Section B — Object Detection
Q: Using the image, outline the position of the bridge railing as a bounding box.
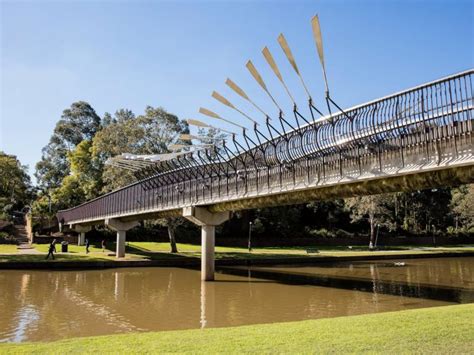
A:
[58,70,473,225]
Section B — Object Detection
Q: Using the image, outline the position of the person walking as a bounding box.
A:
[85,238,90,254]
[101,239,106,253]
[45,239,57,260]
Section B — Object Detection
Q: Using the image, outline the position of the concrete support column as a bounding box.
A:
[116,230,126,258]
[73,225,92,246]
[201,225,215,281]
[183,207,230,281]
[78,232,86,246]
[105,219,139,258]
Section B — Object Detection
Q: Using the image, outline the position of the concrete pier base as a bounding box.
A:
[79,232,86,246]
[183,207,230,281]
[105,219,139,258]
[73,225,92,246]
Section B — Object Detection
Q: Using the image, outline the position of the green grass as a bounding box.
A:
[0,244,18,254]
[34,243,109,254]
[0,254,113,263]
[1,304,472,353]
[128,241,474,260]
[0,242,471,264]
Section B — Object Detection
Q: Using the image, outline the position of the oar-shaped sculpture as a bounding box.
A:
[186,118,236,135]
[211,91,257,126]
[225,78,269,118]
[312,15,329,97]
[247,59,296,132]
[211,90,269,146]
[278,32,324,119]
[262,46,311,127]
[199,107,247,131]
[168,143,188,152]
[246,60,282,113]
[199,107,250,156]
[262,46,296,107]
[311,14,351,122]
[186,118,238,161]
[278,33,312,101]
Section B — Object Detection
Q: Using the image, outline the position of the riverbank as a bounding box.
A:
[1,303,472,353]
[0,243,473,269]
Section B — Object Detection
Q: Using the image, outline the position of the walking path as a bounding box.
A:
[14,224,42,255]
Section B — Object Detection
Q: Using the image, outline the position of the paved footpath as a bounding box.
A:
[14,224,43,255]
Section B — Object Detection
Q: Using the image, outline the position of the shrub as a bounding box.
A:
[335,229,353,238]
[0,232,18,245]
[309,228,335,238]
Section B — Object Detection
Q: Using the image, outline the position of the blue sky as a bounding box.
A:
[1,0,473,182]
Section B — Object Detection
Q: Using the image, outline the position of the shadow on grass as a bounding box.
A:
[214,252,314,260]
[122,244,195,261]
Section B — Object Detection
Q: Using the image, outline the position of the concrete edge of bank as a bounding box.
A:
[0,251,473,270]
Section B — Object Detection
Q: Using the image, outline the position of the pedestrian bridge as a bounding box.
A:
[57,69,473,280]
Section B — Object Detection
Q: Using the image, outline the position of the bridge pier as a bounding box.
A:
[105,219,139,258]
[73,225,92,246]
[183,207,230,281]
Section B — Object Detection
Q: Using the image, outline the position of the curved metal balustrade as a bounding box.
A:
[58,70,474,225]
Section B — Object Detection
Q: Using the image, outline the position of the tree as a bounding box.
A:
[398,188,452,234]
[92,106,189,191]
[51,175,85,212]
[0,152,32,218]
[153,218,184,253]
[92,106,190,252]
[67,140,103,200]
[50,140,102,211]
[35,137,69,190]
[307,199,348,230]
[345,194,396,249]
[35,101,101,190]
[53,101,101,149]
[451,184,474,231]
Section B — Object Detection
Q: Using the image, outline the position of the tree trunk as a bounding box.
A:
[168,225,178,253]
[369,216,375,250]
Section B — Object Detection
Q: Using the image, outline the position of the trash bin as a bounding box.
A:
[61,241,68,253]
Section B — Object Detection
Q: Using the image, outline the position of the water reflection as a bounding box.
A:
[240,257,474,303]
[0,257,472,343]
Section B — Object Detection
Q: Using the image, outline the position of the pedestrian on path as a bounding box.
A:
[85,238,90,254]
[45,239,57,260]
[101,239,106,253]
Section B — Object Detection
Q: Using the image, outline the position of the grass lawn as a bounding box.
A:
[1,304,472,353]
[0,254,113,263]
[34,243,110,254]
[128,241,474,260]
[0,244,18,254]
[1,242,472,264]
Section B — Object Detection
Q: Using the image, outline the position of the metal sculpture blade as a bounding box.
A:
[212,91,235,109]
[188,118,236,136]
[246,60,282,112]
[262,46,296,105]
[199,107,246,129]
[311,14,329,94]
[187,118,211,128]
[212,91,258,125]
[169,144,187,151]
[226,78,268,117]
[278,33,312,99]
[179,134,200,141]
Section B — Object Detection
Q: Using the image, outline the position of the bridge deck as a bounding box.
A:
[58,70,474,226]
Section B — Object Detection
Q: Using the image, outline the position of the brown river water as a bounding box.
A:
[0,256,473,343]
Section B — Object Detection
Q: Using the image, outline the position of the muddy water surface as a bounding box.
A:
[0,257,472,343]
